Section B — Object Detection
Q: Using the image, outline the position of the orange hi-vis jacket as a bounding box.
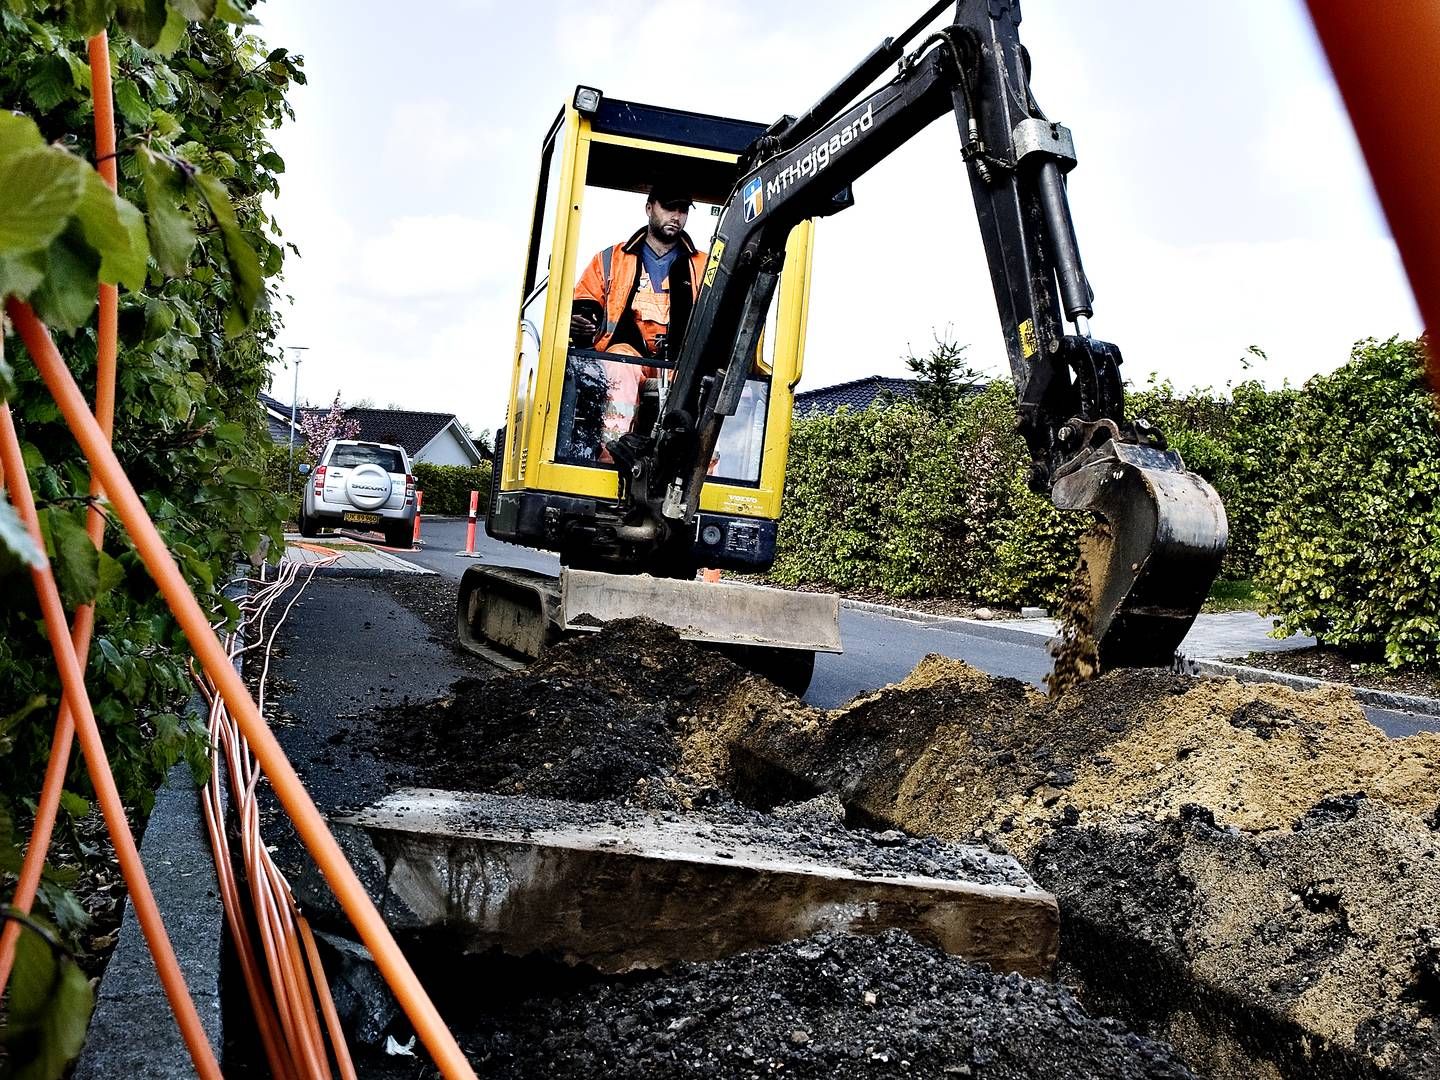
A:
[574,227,708,358]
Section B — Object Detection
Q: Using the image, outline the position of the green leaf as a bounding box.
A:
[221,466,264,487]
[169,0,216,19]
[137,147,195,276]
[0,111,45,158]
[96,636,122,667]
[29,228,100,333]
[60,46,94,94]
[67,0,112,36]
[113,78,152,128]
[97,548,125,595]
[0,695,48,755]
[0,250,48,303]
[75,168,149,290]
[41,507,100,607]
[0,148,86,257]
[194,172,262,333]
[143,296,175,337]
[153,6,188,54]
[23,56,71,112]
[58,791,89,818]
[115,0,169,47]
[0,495,45,571]
[214,0,255,24]
[4,921,95,1080]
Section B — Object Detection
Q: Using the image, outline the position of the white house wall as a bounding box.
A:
[416,428,480,467]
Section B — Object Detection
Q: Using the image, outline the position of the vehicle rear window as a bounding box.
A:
[329,445,404,472]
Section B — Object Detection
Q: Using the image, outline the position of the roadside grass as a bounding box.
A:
[1203,578,1258,613]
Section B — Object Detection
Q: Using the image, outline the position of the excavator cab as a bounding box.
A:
[464,89,839,692]
[488,89,815,574]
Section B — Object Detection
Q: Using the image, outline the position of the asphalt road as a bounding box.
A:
[387,516,1439,735]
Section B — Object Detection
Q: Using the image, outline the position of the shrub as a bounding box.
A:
[774,383,1085,607]
[1128,377,1298,579]
[1257,337,1440,666]
[412,461,493,516]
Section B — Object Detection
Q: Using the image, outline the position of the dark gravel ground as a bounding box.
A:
[358,618,744,803]
[258,571,1201,1080]
[1234,645,1440,699]
[456,929,1196,1079]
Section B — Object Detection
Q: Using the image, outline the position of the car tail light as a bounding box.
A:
[312,465,326,496]
[404,474,416,504]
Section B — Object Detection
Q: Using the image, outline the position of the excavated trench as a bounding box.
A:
[330,619,1440,1078]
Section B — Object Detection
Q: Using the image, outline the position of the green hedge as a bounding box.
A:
[775,339,1439,668]
[413,461,493,517]
[1258,337,1440,666]
[773,383,1084,606]
[1127,379,1299,579]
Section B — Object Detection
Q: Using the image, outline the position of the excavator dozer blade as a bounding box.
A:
[1051,442,1228,668]
[458,564,841,688]
[559,569,842,653]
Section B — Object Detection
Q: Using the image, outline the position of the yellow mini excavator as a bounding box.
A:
[460,0,1228,695]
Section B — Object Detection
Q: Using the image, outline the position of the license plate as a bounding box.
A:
[342,512,381,525]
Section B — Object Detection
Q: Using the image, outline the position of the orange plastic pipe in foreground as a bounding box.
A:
[0,403,223,1080]
[1306,0,1440,391]
[0,32,121,995]
[9,298,478,1078]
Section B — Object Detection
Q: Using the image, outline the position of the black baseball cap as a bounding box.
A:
[647,183,694,209]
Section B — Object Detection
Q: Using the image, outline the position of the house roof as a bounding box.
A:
[331,408,457,457]
[793,376,918,416]
[258,392,481,464]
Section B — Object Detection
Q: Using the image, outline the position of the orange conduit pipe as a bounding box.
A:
[0,30,121,995]
[9,299,477,1078]
[1305,0,1440,391]
[0,402,223,1080]
[201,558,357,1080]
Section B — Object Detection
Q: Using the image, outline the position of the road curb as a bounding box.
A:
[1181,657,1440,719]
[73,582,246,1078]
[838,597,1059,649]
[837,597,969,625]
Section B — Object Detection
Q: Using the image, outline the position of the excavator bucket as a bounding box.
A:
[1051,442,1228,668]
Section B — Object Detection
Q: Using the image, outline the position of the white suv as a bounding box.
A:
[299,439,417,548]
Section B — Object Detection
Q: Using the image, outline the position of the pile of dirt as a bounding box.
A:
[359,619,751,802]
[354,618,1440,1078]
[457,929,1198,1079]
[699,655,1440,857]
[1032,797,1440,1079]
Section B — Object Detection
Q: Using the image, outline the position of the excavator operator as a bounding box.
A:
[570,183,708,461]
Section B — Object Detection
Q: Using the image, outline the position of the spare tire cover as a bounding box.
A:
[345,464,393,510]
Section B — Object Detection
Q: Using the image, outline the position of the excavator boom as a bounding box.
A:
[623,0,1228,668]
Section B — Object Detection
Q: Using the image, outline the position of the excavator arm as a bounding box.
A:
[623,0,1228,668]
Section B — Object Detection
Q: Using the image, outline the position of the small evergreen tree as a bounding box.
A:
[903,335,985,415]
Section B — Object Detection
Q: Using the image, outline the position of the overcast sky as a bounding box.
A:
[254,0,1421,436]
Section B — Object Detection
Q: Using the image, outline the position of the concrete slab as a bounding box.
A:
[335,789,1059,978]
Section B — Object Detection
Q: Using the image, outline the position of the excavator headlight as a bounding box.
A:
[573,86,602,116]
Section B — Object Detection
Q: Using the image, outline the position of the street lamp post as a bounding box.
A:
[284,345,309,499]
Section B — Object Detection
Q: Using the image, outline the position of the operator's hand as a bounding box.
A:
[570,311,599,343]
